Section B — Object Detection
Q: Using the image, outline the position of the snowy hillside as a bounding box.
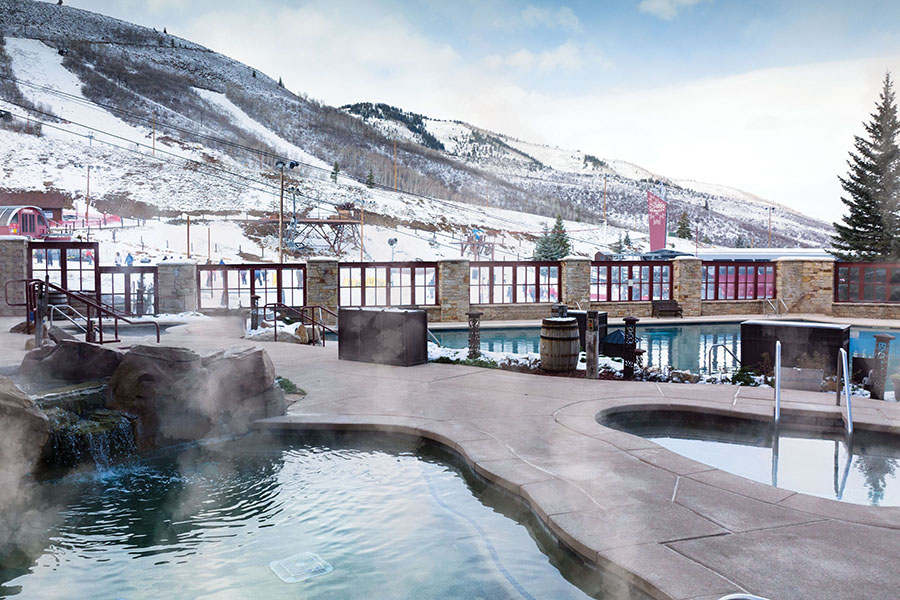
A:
[0,0,833,267]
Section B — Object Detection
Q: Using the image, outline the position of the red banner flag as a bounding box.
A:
[647,191,667,251]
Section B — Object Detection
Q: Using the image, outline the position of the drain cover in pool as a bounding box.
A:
[270,552,333,583]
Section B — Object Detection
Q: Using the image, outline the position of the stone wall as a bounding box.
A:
[0,236,28,317]
[438,259,469,322]
[701,300,765,317]
[157,260,198,314]
[562,257,591,308]
[832,303,900,320]
[673,257,701,317]
[588,301,653,318]
[305,257,339,324]
[474,303,555,321]
[775,258,834,315]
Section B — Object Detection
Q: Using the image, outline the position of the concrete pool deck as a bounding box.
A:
[3,315,900,599]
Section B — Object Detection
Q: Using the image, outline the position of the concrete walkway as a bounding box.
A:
[4,316,900,599]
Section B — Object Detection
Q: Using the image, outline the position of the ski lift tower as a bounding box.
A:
[460,227,496,259]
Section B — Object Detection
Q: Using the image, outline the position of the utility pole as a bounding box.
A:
[278,166,285,263]
[151,111,156,156]
[208,226,211,261]
[393,140,398,191]
[603,173,607,226]
[186,214,191,258]
[360,206,365,261]
[84,165,91,221]
[765,207,775,248]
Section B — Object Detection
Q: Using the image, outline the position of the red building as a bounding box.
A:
[0,190,69,221]
[0,205,50,238]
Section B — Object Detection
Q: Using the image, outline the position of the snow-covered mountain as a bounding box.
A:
[0,0,832,264]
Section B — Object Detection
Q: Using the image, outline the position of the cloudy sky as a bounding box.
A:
[65,0,900,221]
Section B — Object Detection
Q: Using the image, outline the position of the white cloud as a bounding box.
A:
[638,0,704,20]
[484,41,586,72]
[518,5,582,31]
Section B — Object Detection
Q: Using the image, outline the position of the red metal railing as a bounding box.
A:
[590,261,672,302]
[834,262,900,303]
[197,263,306,310]
[6,278,160,343]
[469,261,560,305]
[339,262,438,307]
[701,261,775,301]
[264,303,338,346]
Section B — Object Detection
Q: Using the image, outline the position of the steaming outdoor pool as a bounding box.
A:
[602,410,900,506]
[432,323,899,388]
[0,433,631,600]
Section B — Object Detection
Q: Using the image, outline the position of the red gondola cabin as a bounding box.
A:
[0,205,50,238]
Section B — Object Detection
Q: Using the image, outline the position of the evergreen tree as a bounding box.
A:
[675,211,693,240]
[623,231,633,251]
[832,72,900,260]
[610,235,624,254]
[704,198,709,211]
[278,77,283,87]
[331,161,340,183]
[533,216,571,260]
[366,169,375,188]
[735,234,747,248]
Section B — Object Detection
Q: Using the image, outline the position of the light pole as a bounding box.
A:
[275,160,298,263]
[764,207,776,248]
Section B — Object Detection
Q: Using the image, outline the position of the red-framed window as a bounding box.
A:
[835,263,900,303]
[591,261,672,302]
[701,261,775,301]
[198,264,306,310]
[469,261,560,304]
[338,263,438,307]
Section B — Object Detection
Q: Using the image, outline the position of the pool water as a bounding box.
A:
[0,434,630,599]
[602,411,900,506]
[433,324,898,388]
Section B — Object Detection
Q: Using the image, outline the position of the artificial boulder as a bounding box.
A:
[20,340,124,384]
[108,345,285,451]
[0,377,50,473]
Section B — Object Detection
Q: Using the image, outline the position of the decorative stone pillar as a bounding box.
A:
[672,256,701,317]
[156,259,198,314]
[775,257,835,315]
[305,257,339,325]
[561,256,591,309]
[623,316,639,380]
[0,236,29,317]
[871,334,895,400]
[467,311,483,359]
[438,258,470,322]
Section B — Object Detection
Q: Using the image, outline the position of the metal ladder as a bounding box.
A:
[707,343,741,373]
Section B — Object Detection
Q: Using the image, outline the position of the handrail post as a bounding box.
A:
[838,348,853,435]
[774,340,781,424]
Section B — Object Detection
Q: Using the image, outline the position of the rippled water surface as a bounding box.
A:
[1,434,616,599]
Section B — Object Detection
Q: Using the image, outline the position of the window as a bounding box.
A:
[341,264,437,307]
[469,262,560,304]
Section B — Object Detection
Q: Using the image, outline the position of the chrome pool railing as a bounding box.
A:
[707,343,741,373]
[774,340,782,424]
[836,347,854,435]
[718,594,771,600]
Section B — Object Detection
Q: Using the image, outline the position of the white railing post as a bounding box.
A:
[838,348,853,435]
[774,340,781,424]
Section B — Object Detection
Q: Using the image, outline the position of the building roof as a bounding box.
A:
[0,190,69,210]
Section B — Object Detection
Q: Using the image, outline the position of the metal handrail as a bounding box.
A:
[764,298,777,317]
[718,595,771,600]
[48,303,88,333]
[836,347,853,435]
[778,298,789,314]
[264,303,337,346]
[21,279,160,343]
[427,329,442,346]
[774,340,782,424]
[707,343,741,373]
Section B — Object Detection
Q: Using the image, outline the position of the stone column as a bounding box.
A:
[672,256,702,317]
[305,257,339,325]
[561,256,591,308]
[775,257,835,315]
[438,258,470,322]
[157,259,198,314]
[0,236,29,317]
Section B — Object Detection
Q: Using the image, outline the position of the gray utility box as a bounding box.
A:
[740,320,849,374]
[567,310,608,352]
[338,307,427,366]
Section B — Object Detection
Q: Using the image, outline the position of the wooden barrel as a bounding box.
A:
[540,317,580,372]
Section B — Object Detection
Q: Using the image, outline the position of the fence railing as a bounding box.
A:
[339,262,438,307]
[590,261,672,302]
[701,261,775,301]
[98,266,158,316]
[834,262,900,303]
[197,263,306,310]
[469,261,560,305]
